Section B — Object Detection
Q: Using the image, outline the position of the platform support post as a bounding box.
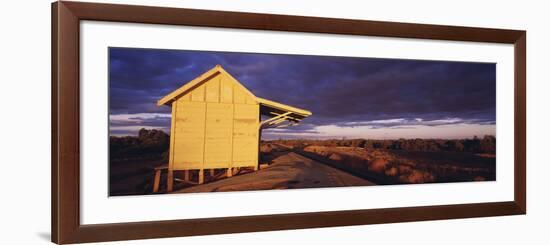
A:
[182,170,188,181]
[199,169,204,184]
[167,170,174,192]
[153,169,161,193]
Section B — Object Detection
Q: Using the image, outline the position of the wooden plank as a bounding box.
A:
[232,104,259,167]
[198,169,204,184]
[201,99,208,172]
[167,170,174,192]
[220,74,234,103]
[229,102,235,169]
[233,85,246,104]
[204,103,233,168]
[191,84,205,102]
[167,101,178,190]
[173,101,206,170]
[179,93,191,101]
[153,170,161,193]
[168,102,177,169]
[227,168,232,177]
[205,75,220,102]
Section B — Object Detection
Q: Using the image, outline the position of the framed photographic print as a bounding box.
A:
[52,1,526,244]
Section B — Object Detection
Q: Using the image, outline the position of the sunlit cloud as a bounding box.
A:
[339,117,494,129]
[109,113,171,122]
[109,113,171,135]
[263,118,495,140]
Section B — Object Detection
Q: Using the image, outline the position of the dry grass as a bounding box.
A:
[300,145,495,184]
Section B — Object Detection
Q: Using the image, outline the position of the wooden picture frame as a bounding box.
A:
[51,1,526,244]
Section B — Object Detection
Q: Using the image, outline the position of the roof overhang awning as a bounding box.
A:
[257,97,312,129]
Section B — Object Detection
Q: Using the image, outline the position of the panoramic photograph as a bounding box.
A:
[108,47,496,196]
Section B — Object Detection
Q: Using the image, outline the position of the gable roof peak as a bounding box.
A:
[157,65,255,106]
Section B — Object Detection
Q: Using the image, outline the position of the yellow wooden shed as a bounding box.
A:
[157,65,311,191]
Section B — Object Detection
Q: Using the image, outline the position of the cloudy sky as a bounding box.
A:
[109,47,496,139]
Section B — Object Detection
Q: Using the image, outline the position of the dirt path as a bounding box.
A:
[174,151,374,194]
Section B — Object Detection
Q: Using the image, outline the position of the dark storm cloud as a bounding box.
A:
[109,47,496,136]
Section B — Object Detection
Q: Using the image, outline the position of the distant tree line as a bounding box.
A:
[270,135,496,154]
[110,128,169,160]
[110,129,496,159]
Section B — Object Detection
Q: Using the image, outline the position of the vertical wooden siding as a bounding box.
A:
[232,104,259,167]
[173,101,205,170]
[170,72,259,170]
[204,103,234,168]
